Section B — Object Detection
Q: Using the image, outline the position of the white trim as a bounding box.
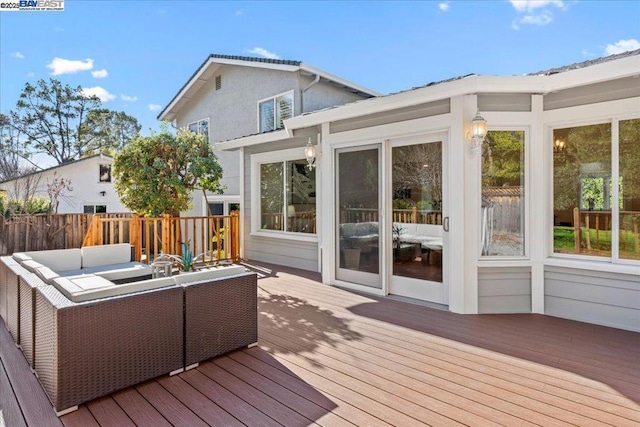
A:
[250,230,318,243]
[286,54,640,130]
[217,129,291,151]
[257,90,295,134]
[479,127,528,260]
[200,195,241,216]
[544,257,640,275]
[300,63,382,97]
[187,117,210,143]
[530,94,545,314]
[250,147,318,240]
[547,113,640,266]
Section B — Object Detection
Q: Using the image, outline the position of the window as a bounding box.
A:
[253,149,316,236]
[258,91,293,133]
[481,131,525,257]
[99,164,111,183]
[553,119,640,262]
[188,118,209,142]
[84,205,107,214]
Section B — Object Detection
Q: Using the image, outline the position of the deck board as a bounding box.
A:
[0,260,638,426]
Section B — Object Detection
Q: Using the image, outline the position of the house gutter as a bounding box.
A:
[301,74,321,114]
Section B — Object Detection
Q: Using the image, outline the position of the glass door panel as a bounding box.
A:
[336,146,381,288]
[390,140,446,303]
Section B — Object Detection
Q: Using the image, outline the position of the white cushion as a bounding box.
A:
[95,263,153,281]
[24,249,81,272]
[53,274,175,303]
[12,253,32,263]
[172,265,246,285]
[82,244,131,268]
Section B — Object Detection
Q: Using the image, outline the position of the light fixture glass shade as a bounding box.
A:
[471,111,488,139]
[305,137,317,167]
[470,110,487,154]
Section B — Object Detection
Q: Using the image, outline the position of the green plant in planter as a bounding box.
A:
[166,242,203,271]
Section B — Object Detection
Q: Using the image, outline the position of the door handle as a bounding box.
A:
[443,217,449,232]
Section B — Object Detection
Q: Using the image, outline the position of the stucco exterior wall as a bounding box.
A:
[300,75,370,113]
[176,66,301,142]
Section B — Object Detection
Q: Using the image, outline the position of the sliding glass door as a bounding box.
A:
[335,145,381,288]
[389,137,447,304]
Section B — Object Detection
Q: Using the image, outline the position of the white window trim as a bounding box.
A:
[250,147,318,242]
[478,127,529,261]
[548,114,640,266]
[200,194,240,216]
[98,164,112,184]
[256,90,294,134]
[187,117,210,143]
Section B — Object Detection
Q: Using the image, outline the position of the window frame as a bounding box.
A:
[549,114,640,266]
[479,127,530,261]
[187,117,210,143]
[250,147,318,242]
[99,164,112,183]
[256,90,294,134]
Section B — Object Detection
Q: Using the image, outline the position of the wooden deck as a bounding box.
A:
[2,261,639,426]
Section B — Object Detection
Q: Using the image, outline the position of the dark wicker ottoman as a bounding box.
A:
[183,272,258,369]
[34,284,184,415]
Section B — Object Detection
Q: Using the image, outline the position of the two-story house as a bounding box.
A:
[157,53,379,262]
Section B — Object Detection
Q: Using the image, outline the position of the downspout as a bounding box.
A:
[301,74,320,114]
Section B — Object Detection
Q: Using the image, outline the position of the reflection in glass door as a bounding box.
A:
[390,140,446,303]
[336,146,381,288]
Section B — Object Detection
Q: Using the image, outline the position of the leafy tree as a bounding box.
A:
[9,79,141,165]
[81,109,141,155]
[482,131,524,188]
[0,113,38,181]
[113,127,223,216]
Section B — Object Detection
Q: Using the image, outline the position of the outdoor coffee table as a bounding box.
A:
[151,261,173,278]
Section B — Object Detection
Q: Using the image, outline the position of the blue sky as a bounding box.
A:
[1,0,639,159]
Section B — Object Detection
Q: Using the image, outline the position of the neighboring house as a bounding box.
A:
[157,53,379,218]
[0,154,129,214]
[217,49,640,333]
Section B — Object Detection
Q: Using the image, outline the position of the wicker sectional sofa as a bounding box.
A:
[0,247,258,416]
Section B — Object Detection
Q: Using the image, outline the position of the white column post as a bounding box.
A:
[530,95,545,313]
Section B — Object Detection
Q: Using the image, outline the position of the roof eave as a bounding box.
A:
[216,129,292,151]
[286,54,640,130]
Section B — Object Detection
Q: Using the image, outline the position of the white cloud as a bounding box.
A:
[54,26,64,32]
[91,69,108,78]
[121,94,138,102]
[148,104,162,111]
[509,0,564,13]
[46,57,94,75]
[581,49,597,57]
[510,0,567,30]
[605,39,640,55]
[11,51,25,59]
[27,72,35,77]
[247,47,280,60]
[235,9,244,16]
[519,10,553,26]
[81,86,116,102]
[438,2,450,12]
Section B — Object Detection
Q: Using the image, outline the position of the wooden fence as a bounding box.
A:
[572,208,640,255]
[0,213,132,255]
[340,207,442,225]
[1,212,241,264]
[82,212,241,264]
